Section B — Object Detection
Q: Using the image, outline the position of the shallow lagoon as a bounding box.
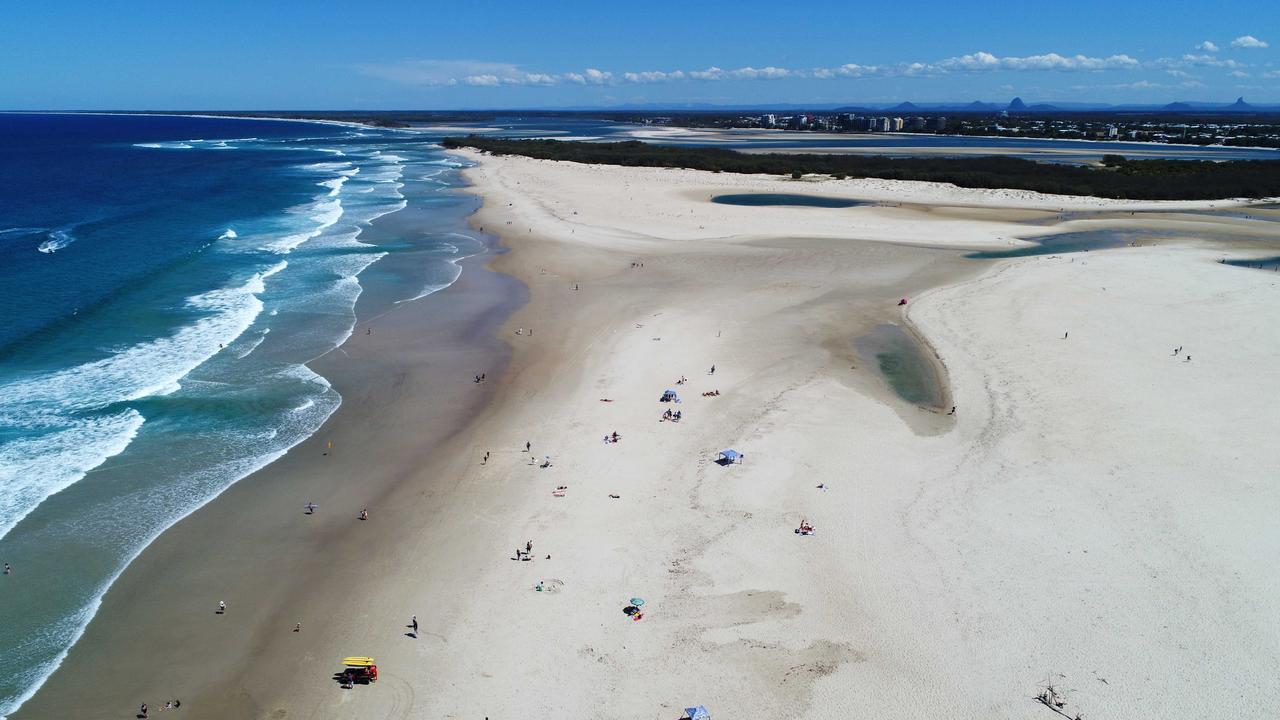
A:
[711,193,867,208]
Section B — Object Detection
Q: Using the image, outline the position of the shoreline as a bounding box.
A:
[14,147,1280,719]
[11,200,525,718]
[0,115,444,718]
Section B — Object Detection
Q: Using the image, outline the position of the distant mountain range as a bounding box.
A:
[539,97,1280,113]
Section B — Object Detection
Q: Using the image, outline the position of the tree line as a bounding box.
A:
[442,136,1280,200]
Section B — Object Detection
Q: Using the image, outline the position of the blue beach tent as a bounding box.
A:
[684,705,711,720]
[717,449,742,464]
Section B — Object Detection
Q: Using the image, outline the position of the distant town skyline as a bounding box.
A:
[3,0,1277,109]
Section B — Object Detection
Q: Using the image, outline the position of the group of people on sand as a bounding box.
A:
[138,698,180,717]
[303,501,368,522]
[795,520,815,536]
[516,540,535,560]
[661,409,682,422]
[603,431,621,444]
[474,372,487,383]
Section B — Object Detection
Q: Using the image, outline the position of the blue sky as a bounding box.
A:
[2,0,1277,109]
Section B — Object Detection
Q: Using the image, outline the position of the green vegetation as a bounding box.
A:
[443,136,1280,200]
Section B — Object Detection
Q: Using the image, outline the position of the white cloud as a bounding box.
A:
[1153,54,1244,70]
[355,49,1157,91]
[727,66,791,80]
[1265,70,1280,79]
[927,51,1138,73]
[462,74,500,87]
[1228,70,1250,78]
[564,70,615,85]
[1114,80,1165,89]
[1230,35,1269,49]
[623,70,686,83]
[1195,40,1220,52]
[355,60,527,86]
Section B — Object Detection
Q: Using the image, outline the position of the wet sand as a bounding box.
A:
[13,239,522,719]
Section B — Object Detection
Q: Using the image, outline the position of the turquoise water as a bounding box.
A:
[966,228,1160,259]
[855,323,944,407]
[711,193,867,208]
[0,114,483,716]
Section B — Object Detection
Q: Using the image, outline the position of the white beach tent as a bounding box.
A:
[683,705,711,720]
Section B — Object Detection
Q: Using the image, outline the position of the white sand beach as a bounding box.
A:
[432,154,1280,719]
[20,152,1279,720]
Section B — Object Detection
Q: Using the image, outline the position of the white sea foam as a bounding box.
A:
[234,331,268,359]
[2,368,339,717]
[133,142,194,150]
[0,262,285,418]
[396,235,479,304]
[218,228,238,240]
[36,229,75,254]
[263,198,344,254]
[0,227,47,240]
[318,176,348,197]
[0,410,144,542]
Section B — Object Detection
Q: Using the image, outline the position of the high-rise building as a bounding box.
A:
[931,116,948,131]
[876,117,891,132]
[891,117,905,131]
[908,116,927,131]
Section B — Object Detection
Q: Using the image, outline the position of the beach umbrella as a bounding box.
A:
[630,597,645,607]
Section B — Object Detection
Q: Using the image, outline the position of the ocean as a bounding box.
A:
[0,113,481,716]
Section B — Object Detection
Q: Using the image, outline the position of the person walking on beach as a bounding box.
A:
[3,563,10,575]
[526,540,533,556]
[709,364,716,375]
[525,441,531,453]
[305,501,317,514]
[140,703,149,718]
[217,600,226,615]
[411,615,418,635]
[359,509,368,521]
[1063,331,1069,339]
[294,622,301,632]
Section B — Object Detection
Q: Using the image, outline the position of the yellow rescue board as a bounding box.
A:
[343,656,375,667]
